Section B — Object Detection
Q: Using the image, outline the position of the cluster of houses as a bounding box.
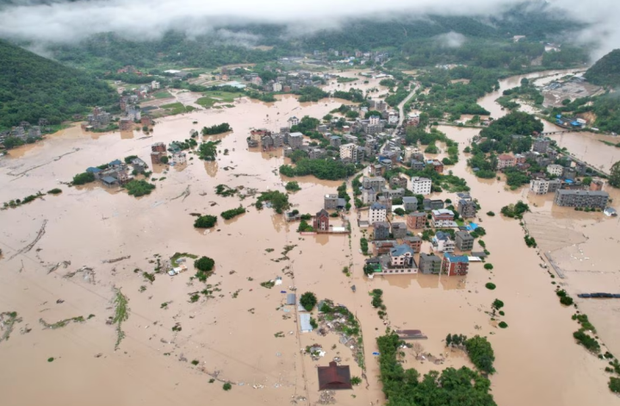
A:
[85,157,147,187]
[150,142,186,166]
[0,120,45,146]
[363,187,481,277]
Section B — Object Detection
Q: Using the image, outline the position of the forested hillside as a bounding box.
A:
[0,40,116,129]
[585,49,620,87]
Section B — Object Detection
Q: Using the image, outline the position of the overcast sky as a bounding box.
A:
[0,0,618,59]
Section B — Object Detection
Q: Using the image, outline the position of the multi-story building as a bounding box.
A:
[424,199,445,210]
[388,244,417,273]
[455,231,474,251]
[590,179,604,191]
[390,176,408,189]
[313,209,330,231]
[563,167,577,180]
[402,236,422,252]
[547,164,564,177]
[382,187,405,201]
[530,178,562,195]
[431,209,455,228]
[402,197,418,212]
[419,253,442,274]
[369,203,387,224]
[373,222,390,240]
[373,240,397,256]
[287,116,299,128]
[324,194,339,210]
[411,177,432,195]
[497,154,516,170]
[554,190,609,209]
[457,199,477,219]
[340,143,358,161]
[362,187,376,205]
[330,136,341,148]
[407,212,426,229]
[533,137,550,153]
[442,253,469,276]
[391,222,407,239]
[432,231,455,253]
[411,160,425,171]
[362,176,386,191]
[288,132,304,149]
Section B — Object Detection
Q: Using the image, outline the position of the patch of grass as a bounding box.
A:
[191,360,199,366]
[112,288,129,350]
[260,280,275,289]
[39,316,86,329]
[161,102,196,115]
[153,91,172,99]
[170,252,198,265]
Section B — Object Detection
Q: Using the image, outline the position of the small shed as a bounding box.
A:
[286,293,296,306]
[317,361,352,390]
[101,176,117,186]
[299,313,313,333]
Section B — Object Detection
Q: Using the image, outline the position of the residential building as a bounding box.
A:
[373,222,390,240]
[314,209,330,231]
[362,187,376,205]
[382,187,404,200]
[273,82,283,92]
[411,177,432,195]
[402,197,418,212]
[317,361,352,391]
[590,179,604,191]
[330,136,341,148]
[390,176,408,189]
[530,178,550,195]
[377,196,392,212]
[340,143,358,161]
[533,137,550,153]
[515,154,526,164]
[407,212,426,229]
[324,194,339,210]
[369,203,387,224]
[402,236,422,252]
[442,253,469,276]
[288,132,304,149]
[391,222,407,239]
[411,160,425,171]
[547,164,563,177]
[362,176,386,191]
[388,244,417,273]
[373,240,397,255]
[369,163,385,177]
[554,190,609,209]
[563,167,577,180]
[455,231,474,251]
[457,199,477,219]
[172,152,186,165]
[423,199,445,210]
[497,154,516,170]
[419,253,442,274]
[432,231,455,253]
[431,209,455,228]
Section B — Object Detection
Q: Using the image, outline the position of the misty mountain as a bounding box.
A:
[585,49,620,87]
[0,39,116,129]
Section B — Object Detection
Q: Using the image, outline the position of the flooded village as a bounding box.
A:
[1,64,620,406]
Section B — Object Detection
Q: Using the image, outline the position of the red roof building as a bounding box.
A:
[317,361,352,390]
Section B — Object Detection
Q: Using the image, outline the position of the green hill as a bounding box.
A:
[585,49,620,87]
[0,40,116,130]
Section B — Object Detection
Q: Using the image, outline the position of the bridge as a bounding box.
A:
[540,130,570,136]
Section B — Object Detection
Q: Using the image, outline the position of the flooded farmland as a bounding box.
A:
[0,73,619,406]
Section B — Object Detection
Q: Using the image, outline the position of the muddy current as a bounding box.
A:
[0,72,619,406]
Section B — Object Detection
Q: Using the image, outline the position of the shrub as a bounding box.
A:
[351,376,362,386]
[573,330,600,353]
[464,335,496,374]
[125,180,156,197]
[72,172,95,185]
[609,377,620,393]
[47,188,62,195]
[191,360,199,366]
[560,296,574,306]
[194,215,217,228]
[485,283,496,290]
[486,211,495,216]
[223,382,232,391]
[221,206,246,220]
[285,181,301,192]
[195,256,215,273]
[160,156,169,164]
[300,292,317,311]
[484,263,494,270]
[498,322,508,329]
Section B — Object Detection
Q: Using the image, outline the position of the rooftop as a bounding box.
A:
[370,202,386,210]
[444,252,469,263]
[317,361,352,391]
[556,190,609,197]
[390,244,414,257]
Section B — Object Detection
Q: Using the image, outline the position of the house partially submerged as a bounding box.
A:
[317,361,352,390]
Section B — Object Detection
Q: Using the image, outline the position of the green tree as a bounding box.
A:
[300,292,317,311]
[194,215,217,228]
[465,336,496,375]
[72,172,95,185]
[610,161,620,188]
[194,256,215,272]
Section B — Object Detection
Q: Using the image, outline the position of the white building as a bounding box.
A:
[273,82,283,92]
[340,143,358,161]
[369,203,387,224]
[530,178,550,195]
[369,115,380,125]
[362,187,376,205]
[388,112,398,125]
[432,232,455,253]
[547,164,564,177]
[411,177,432,195]
[172,152,187,165]
[287,116,300,128]
[151,81,161,90]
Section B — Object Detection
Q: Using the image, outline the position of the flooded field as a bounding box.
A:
[0,74,619,406]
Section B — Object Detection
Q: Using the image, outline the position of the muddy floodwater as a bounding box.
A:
[0,77,619,406]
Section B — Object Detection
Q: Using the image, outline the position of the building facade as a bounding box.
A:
[457,199,477,219]
[369,203,387,224]
[455,231,474,251]
[407,212,426,229]
[442,253,469,276]
[547,164,563,177]
[391,222,407,239]
[373,222,390,240]
[554,190,609,209]
[313,209,330,231]
[411,177,432,195]
[419,253,442,274]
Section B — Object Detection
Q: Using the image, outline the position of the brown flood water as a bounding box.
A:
[0,78,618,406]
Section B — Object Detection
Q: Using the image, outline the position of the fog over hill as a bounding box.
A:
[0,0,618,59]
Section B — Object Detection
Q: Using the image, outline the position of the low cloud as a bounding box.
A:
[436,32,467,48]
[0,0,619,59]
